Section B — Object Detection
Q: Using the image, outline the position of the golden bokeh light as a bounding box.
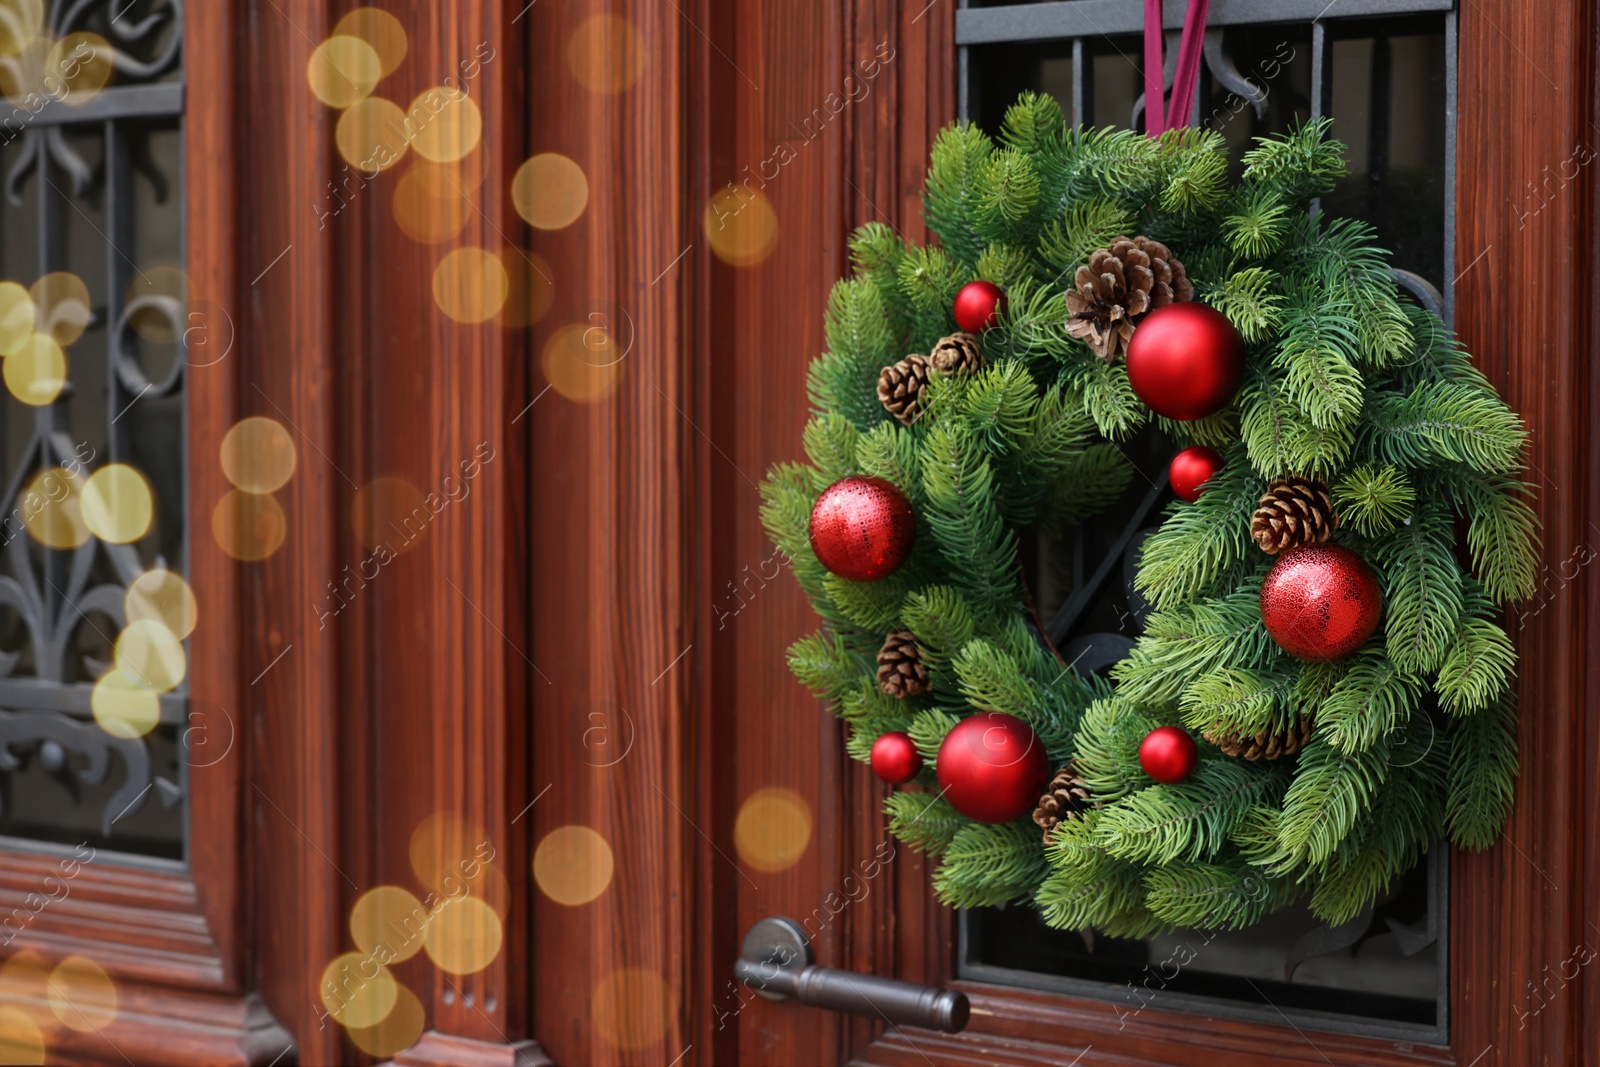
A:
[125,266,187,345]
[411,152,486,197]
[567,14,645,94]
[21,465,87,549]
[494,250,554,329]
[407,87,481,163]
[468,862,511,920]
[46,955,116,1032]
[541,323,623,404]
[432,247,508,324]
[512,153,589,231]
[3,333,65,406]
[0,1006,43,1065]
[80,464,153,544]
[0,34,45,104]
[733,787,812,872]
[0,952,51,1026]
[346,984,424,1059]
[124,568,197,640]
[391,163,471,245]
[0,280,32,355]
[352,475,426,552]
[333,7,407,78]
[704,185,779,267]
[336,96,408,173]
[350,886,428,963]
[114,618,185,693]
[408,811,488,894]
[307,35,381,109]
[422,895,503,976]
[220,416,297,494]
[212,489,287,562]
[533,825,615,906]
[29,271,89,345]
[48,32,112,104]
[591,967,675,1051]
[92,670,160,739]
[0,0,42,59]
[319,951,397,1029]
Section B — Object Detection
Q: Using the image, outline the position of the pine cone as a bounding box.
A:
[876,353,932,426]
[1251,476,1338,554]
[876,630,929,698]
[1205,714,1315,761]
[1032,762,1092,840]
[1065,236,1194,360]
[927,331,984,375]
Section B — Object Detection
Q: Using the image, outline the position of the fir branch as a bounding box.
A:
[922,122,993,268]
[787,630,865,702]
[1440,467,1542,603]
[1046,444,1133,523]
[1372,500,1464,675]
[933,820,1052,908]
[919,421,1023,619]
[885,791,965,856]
[1135,451,1262,608]
[1359,380,1527,473]
[1143,858,1279,929]
[1275,734,1391,868]
[1332,465,1415,536]
[1445,693,1518,850]
[1436,581,1516,715]
[1095,760,1287,867]
[1314,647,1422,754]
[801,413,859,482]
[1211,267,1285,345]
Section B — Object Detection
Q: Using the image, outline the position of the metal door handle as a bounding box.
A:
[735,916,970,1033]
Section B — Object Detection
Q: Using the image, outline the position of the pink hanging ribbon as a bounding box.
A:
[1143,0,1212,136]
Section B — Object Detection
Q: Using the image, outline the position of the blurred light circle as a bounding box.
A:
[411,152,486,196]
[124,568,197,640]
[432,247,508,324]
[212,489,286,561]
[352,475,426,552]
[533,825,614,906]
[0,1006,43,1064]
[541,323,623,403]
[512,153,589,230]
[114,618,185,693]
[0,280,33,354]
[346,984,424,1059]
[21,465,87,548]
[423,895,503,975]
[337,96,408,173]
[319,951,397,1028]
[351,886,428,963]
[407,87,481,163]
[3,333,65,405]
[391,163,471,245]
[92,670,160,739]
[333,7,408,77]
[29,271,90,345]
[47,31,112,104]
[0,952,51,1026]
[125,266,188,345]
[307,35,381,109]
[46,955,117,1032]
[81,463,154,544]
[733,787,812,872]
[220,416,297,494]
[704,185,779,267]
[408,811,489,894]
[591,967,675,1050]
[0,0,43,58]
[567,14,645,94]
[494,250,554,329]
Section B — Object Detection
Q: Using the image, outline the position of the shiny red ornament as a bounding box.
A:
[1124,303,1245,420]
[936,712,1049,824]
[952,280,1007,333]
[1168,445,1224,503]
[1260,544,1384,661]
[870,731,923,785]
[808,476,915,582]
[1139,725,1198,784]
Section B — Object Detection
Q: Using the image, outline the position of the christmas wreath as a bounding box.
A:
[760,92,1538,932]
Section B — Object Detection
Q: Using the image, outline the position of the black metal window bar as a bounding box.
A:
[0,0,186,864]
[957,0,1455,1043]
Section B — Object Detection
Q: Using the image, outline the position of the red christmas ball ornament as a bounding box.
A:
[936,712,1050,824]
[1139,725,1198,784]
[1260,544,1384,661]
[870,731,923,785]
[808,476,915,582]
[952,280,1006,333]
[1168,446,1224,503]
[1124,303,1245,420]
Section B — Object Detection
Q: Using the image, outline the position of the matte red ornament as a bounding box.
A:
[808,476,915,582]
[1168,445,1224,503]
[952,280,1007,333]
[1124,303,1245,420]
[936,712,1050,824]
[870,731,923,785]
[1139,725,1198,784]
[1260,544,1384,661]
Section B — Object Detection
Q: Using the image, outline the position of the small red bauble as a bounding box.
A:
[936,712,1049,824]
[1168,446,1224,503]
[1124,303,1245,421]
[1139,725,1198,784]
[808,476,915,582]
[952,280,1006,333]
[1260,544,1384,661]
[870,731,923,785]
